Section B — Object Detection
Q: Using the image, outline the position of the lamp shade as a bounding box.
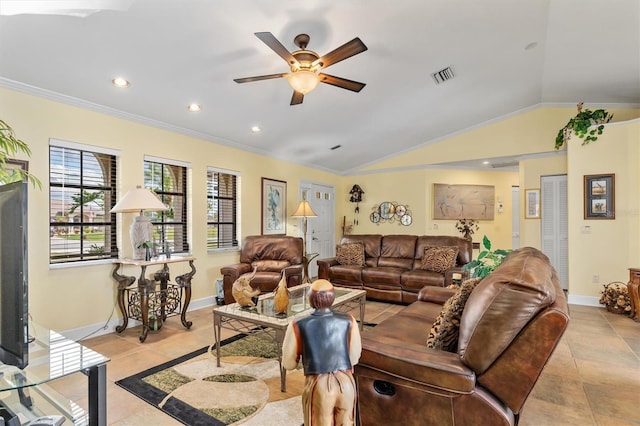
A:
[110,186,168,213]
[291,200,317,218]
[287,70,320,94]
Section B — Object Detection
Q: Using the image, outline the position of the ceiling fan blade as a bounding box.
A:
[234,73,286,83]
[290,91,304,105]
[318,73,366,92]
[313,37,367,69]
[254,32,299,67]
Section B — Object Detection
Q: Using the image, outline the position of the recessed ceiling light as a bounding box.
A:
[251,125,262,133]
[187,103,201,112]
[524,41,538,51]
[111,77,130,88]
[482,161,490,165]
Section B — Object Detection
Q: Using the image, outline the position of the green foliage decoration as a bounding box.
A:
[463,235,512,278]
[555,103,613,150]
[0,118,41,188]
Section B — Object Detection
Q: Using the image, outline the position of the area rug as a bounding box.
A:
[115,333,306,426]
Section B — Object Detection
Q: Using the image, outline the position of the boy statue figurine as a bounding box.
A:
[282,279,362,426]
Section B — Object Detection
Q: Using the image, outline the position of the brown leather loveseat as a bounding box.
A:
[220,235,303,304]
[355,247,570,426]
[317,234,473,304]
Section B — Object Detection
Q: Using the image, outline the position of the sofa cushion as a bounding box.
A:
[427,277,482,352]
[336,242,365,266]
[251,259,291,272]
[420,246,459,273]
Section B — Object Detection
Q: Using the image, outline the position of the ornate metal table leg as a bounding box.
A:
[175,260,196,329]
[153,264,170,321]
[111,263,135,333]
[138,265,151,342]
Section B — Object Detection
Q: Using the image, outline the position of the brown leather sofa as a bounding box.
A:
[220,235,303,304]
[355,247,570,426]
[317,234,473,304]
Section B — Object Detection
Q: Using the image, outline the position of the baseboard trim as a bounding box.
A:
[59,296,216,342]
[567,294,600,307]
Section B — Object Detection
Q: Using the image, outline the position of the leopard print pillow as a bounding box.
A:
[336,242,365,266]
[426,278,482,352]
[420,246,459,273]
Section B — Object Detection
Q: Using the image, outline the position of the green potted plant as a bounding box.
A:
[463,235,511,278]
[555,102,613,150]
[0,118,40,187]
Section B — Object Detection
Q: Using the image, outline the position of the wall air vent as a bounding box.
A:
[432,66,455,85]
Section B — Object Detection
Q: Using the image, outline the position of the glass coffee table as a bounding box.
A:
[212,283,366,392]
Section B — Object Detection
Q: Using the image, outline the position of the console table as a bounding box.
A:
[112,256,196,342]
[628,268,640,322]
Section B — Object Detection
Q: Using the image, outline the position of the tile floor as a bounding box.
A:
[48,302,640,425]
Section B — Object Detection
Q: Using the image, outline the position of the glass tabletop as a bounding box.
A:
[0,322,109,392]
[228,284,351,320]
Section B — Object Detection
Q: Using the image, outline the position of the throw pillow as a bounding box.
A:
[426,277,482,352]
[336,242,365,266]
[420,246,459,273]
[251,260,291,272]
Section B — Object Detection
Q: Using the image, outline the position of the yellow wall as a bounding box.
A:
[340,168,518,250]
[0,87,340,331]
[2,83,639,333]
[519,155,567,248]
[567,119,640,299]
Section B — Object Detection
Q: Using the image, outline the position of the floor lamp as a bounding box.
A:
[291,194,318,283]
[110,186,168,260]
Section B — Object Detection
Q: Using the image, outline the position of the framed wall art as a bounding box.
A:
[261,177,287,235]
[524,188,540,219]
[433,183,495,220]
[584,173,615,219]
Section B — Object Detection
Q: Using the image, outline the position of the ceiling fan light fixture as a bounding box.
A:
[287,70,320,94]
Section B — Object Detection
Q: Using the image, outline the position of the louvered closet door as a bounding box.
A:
[541,175,568,291]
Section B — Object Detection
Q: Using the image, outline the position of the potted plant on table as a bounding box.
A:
[455,218,479,240]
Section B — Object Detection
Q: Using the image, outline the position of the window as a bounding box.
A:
[49,142,118,264]
[207,168,239,250]
[144,158,189,254]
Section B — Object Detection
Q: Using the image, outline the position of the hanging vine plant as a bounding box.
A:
[555,102,613,150]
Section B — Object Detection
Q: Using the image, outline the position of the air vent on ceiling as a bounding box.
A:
[330,144,342,150]
[492,161,519,168]
[432,66,455,85]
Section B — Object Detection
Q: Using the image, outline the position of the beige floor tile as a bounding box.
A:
[41,301,640,425]
[583,382,640,424]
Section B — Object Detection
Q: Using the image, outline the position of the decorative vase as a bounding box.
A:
[273,271,289,314]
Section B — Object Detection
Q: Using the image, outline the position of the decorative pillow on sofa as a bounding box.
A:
[426,277,482,352]
[251,260,291,272]
[420,246,459,273]
[336,242,365,266]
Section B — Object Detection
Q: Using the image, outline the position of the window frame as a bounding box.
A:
[143,157,190,255]
[207,167,240,252]
[48,139,119,265]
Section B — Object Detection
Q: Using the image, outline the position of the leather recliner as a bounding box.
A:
[220,235,303,304]
[355,247,570,425]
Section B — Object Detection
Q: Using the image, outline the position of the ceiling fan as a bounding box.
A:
[234,32,368,105]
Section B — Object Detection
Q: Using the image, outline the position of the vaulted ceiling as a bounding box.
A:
[0,0,638,174]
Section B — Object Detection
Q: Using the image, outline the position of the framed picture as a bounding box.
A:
[524,188,540,219]
[584,173,615,219]
[261,177,287,235]
[0,159,29,184]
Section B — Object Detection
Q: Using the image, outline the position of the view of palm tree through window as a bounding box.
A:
[143,160,188,255]
[49,145,117,263]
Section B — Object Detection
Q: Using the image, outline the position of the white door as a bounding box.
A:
[541,175,568,291]
[300,182,335,280]
[512,186,520,249]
